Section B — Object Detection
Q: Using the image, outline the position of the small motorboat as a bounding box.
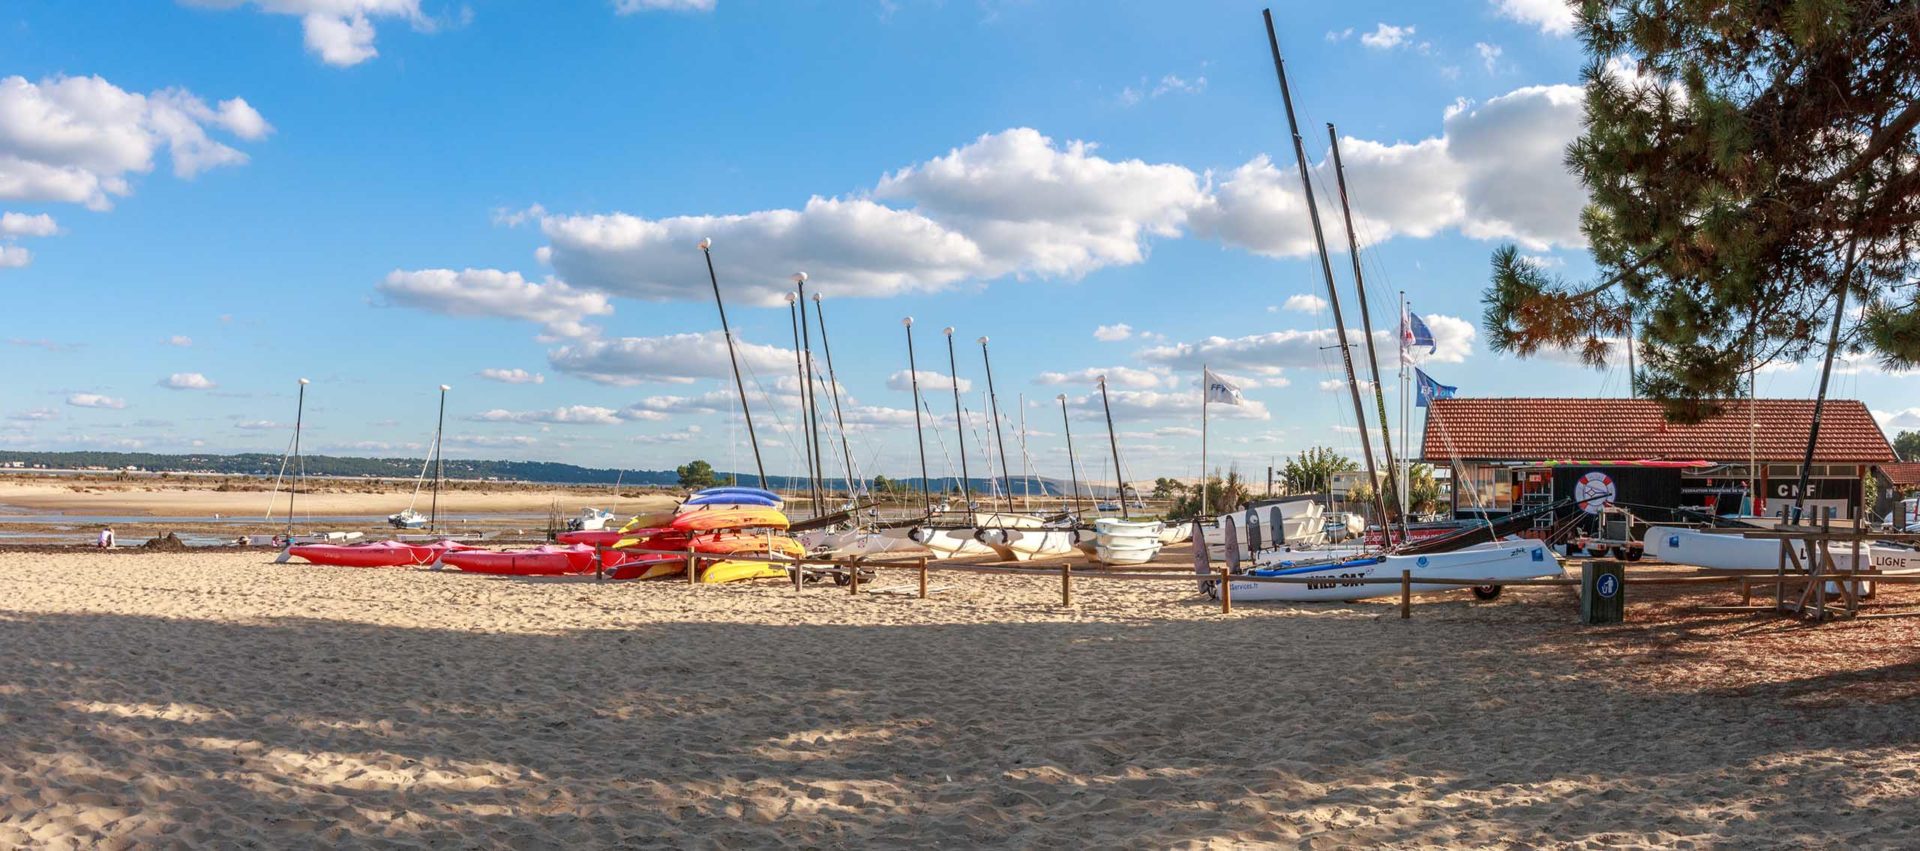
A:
[566,507,617,532]
[281,539,472,568]
[441,544,600,576]
[387,509,428,530]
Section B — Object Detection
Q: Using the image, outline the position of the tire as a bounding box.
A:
[1611,546,1630,561]
[1471,585,1503,601]
[832,570,852,587]
[1623,547,1644,562]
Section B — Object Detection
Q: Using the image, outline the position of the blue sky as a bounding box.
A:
[2,0,1913,482]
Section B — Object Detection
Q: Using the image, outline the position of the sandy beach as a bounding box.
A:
[1,550,1917,848]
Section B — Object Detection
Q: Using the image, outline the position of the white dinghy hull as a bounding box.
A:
[1216,539,1564,603]
[1093,518,1165,565]
[976,527,1078,561]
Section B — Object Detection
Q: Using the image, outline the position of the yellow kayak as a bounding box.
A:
[698,558,791,584]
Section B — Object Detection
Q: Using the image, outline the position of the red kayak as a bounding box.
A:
[285,540,473,568]
[601,551,686,580]
[442,544,601,576]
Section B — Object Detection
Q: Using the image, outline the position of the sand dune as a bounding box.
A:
[1,551,1917,847]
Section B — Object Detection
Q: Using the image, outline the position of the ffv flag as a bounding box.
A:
[1203,369,1244,405]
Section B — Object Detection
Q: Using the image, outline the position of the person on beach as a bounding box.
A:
[97,527,115,548]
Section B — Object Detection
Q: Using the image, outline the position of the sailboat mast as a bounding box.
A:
[785,293,819,510]
[1097,376,1129,520]
[1793,236,1860,517]
[1058,394,1086,517]
[1400,291,1412,519]
[811,293,859,502]
[978,337,1016,514]
[1019,394,1031,512]
[1326,125,1404,545]
[1262,9,1394,539]
[429,384,447,532]
[1201,363,1210,518]
[286,377,308,535]
[943,328,975,524]
[903,318,934,518]
[699,239,766,487]
[793,274,828,503]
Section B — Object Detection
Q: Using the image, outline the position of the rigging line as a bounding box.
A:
[736,353,809,481]
[263,429,297,521]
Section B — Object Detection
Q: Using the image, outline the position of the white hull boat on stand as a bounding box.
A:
[1093,518,1164,565]
[1209,538,1564,603]
[802,527,931,560]
[976,526,1079,561]
[1643,526,1920,593]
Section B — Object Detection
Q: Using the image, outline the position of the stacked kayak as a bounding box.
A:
[1093,518,1165,565]
[282,539,473,568]
[646,486,797,582]
[442,544,600,576]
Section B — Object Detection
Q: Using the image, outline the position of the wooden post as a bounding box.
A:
[848,560,860,595]
[917,557,928,599]
[1400,569,1411,619]
[686,549,697,585]
[791,555,804,592]
[594,544,605,582]
[1060,562,1072,608]
[1219,564,1232,614]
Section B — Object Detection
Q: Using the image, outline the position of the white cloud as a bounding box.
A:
[1143,315,1475,375]
[0,245,27,268]
[470,405,624,426]
[1282,293,1328,313]
[478,368,544,385]
[1476,42,1504,73]
[535,128,1202,307]
[1034,366,1167,390]
[1192,84,1585,255]
[166,335,193,347]
[0,75,266,210]
[1093,323,1133,342]
[67,393,126,409]
[1062,388,1269,422]
[159,372,216,390]
[181,0,429,67]
[234,419,284,430]
[1875,409,1920,430]
[8,408,57,422]
[1360,23,1414,50]
[0,212,57,237]
[445,434,539,448]
[548,331,793,386]
[1326,28,1354,42]
[886,369,972,393]
[1493,0,1576,36]
[631,425,707,445]
[613,0,715,12]
[377,268,612,340]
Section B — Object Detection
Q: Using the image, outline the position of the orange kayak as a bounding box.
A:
[667,507,789,533]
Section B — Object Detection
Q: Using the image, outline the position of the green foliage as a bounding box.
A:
[871,474,893,494]
[1151,477,1188,499]
[1406,463,1443,514]
[1280,447,1357,494]
[1484,1,1920,419]
[675,459,717,490]
[1896,431,1920,462]
[1167,471,1251,521]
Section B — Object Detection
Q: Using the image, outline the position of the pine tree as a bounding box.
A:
[1485,0,1920,420]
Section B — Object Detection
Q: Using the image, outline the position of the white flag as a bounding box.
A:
[1203,369,1244,405]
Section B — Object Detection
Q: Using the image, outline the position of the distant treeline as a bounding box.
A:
[0,451,1114,495]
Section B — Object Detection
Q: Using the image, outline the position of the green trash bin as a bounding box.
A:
[1581,560,1625,624]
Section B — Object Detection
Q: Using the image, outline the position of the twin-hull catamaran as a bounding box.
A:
[1211,537,1564,603]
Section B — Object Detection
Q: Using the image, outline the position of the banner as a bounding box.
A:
[1203,369,1244,406]
[1401,306,1436,364]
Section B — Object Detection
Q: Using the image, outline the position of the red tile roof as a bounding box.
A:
[1420,398,1895,464]
[1882,462,1920,487]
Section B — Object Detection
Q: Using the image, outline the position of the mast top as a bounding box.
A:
[439,384,451,392]
[698,237,711,251]
[792,272,808,284]
[977,336,989,345]
[784,291,797,304]
[297,378,309,385]
[943,326,955,336]
[902,316,914,327]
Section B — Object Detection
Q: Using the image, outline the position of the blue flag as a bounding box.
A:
[1415,368,1456,407]
[1400,305,1437,364]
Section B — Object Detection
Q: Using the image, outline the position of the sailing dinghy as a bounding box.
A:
[1210,538,1564,603]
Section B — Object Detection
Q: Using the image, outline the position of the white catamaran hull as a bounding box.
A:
[976,527,1078,561]
[1643,526,1920,575]
[802,528,931,560]
[1217,540,1563,603]
[884,526,997,560]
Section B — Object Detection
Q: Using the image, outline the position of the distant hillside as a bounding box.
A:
[0,450,1109,495]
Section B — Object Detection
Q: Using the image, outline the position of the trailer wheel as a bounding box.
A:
[1471,585,1503,601]
[1611,546,1631,561]
[1623,548,1644,562]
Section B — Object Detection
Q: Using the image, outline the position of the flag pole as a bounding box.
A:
[1200,364,1209,518]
